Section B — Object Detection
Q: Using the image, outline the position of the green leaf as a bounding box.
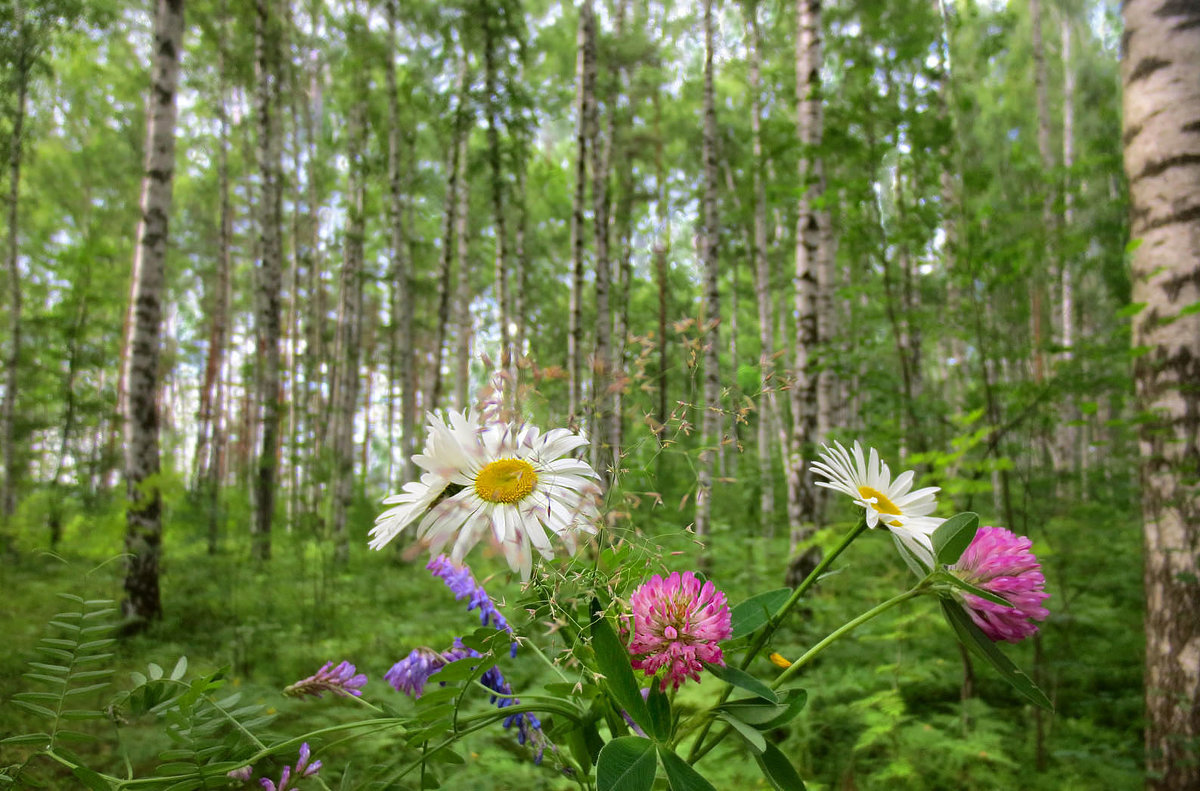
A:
[431,656,492,683]
[646,683,672,742]
[715,698,787,725]
[1115,301,1145,319]
[170,656,188,681]
[11,699,56,719]
[730,588,792,639]
[596,736,656,791]
[757,689,808,730]
[755,743,807,790]
[70,766,112,791]
[0,732,52,746]
[147,663,164,681]
[702,663,777,703]
[589,604,652,732]
[934,571,1015,608]
[717,713,766,753]
[658,745,717,791]
[891,534,931,577]
[940,600,1053,710]
[932,512,979,565]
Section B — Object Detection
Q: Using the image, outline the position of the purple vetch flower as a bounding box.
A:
[283,661,368,699]
[385,648,446,698]
[227,765,253,781]
[256,742,322,791]
[950,526,1050,643]
[427,555,518,657]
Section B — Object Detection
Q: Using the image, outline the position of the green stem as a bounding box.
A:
[772,586,925,688]
[740,516,868,671]
[690,584,929,765]
[686,516,867,762]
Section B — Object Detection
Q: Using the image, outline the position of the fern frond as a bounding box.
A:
[6,595,117,753]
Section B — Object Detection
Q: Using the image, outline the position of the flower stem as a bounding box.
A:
[771,586,925,688]
[689,583,929,765]
[740,516,868,671]
[685,516,867,763]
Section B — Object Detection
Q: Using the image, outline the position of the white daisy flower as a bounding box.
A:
[370,410,602,580]
[811,440,942,567]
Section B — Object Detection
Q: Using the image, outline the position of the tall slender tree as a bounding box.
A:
[1122,2,1200,787]
[694,0,720,542]
[252,0,285,561]
[330,95,367,566]
[568,0,596,425]
[787,0,824,550]
[123,0,185,625]
[1,0,31,520]
[386,0,416,484]
[746,0,779,538]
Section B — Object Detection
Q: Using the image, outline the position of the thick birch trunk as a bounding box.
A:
[123,0,184,625]
[1122,2,1200,787]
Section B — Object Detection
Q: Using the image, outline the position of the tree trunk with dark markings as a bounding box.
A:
[1122,2,1200,787]
[123,0,185,626]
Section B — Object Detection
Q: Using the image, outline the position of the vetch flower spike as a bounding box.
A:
[811,440,943,567]
[258,742,321,791]
[950,526,1049,643]
[628,571,732,691]
[385,648,445,699]
[427,555,518,656]
[370,410,603,579]
[283,661,367,699]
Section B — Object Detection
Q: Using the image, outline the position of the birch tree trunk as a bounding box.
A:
[123,0,184,625]
[1029,0,1053,386]
[653,87,669,434]
[787,0,824,551]
[568,0,596,425]
[747,0,779,538]
[590,1,614,480]
[331,100,367,566]
[694,0,720,542]
[386,0,416,484]
[1,0,29,520]
[1122,3,1200,787]
[430,58,467,415]
[195,12,231,554]
[482,9,511,394]
[252,0,284,561]
[454,127,473,413]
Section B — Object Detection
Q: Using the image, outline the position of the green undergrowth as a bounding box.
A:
[1,475,1143,790]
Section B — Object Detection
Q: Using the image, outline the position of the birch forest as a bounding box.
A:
[2,0,1199,789]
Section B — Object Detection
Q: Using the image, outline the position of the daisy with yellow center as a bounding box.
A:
[811,440,942,568]
[369,409,602,580]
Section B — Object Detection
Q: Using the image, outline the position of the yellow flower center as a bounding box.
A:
[474,458,538,504]
[858,486,904,527]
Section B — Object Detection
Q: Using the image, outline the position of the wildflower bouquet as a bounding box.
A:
[2,411,1051,791]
